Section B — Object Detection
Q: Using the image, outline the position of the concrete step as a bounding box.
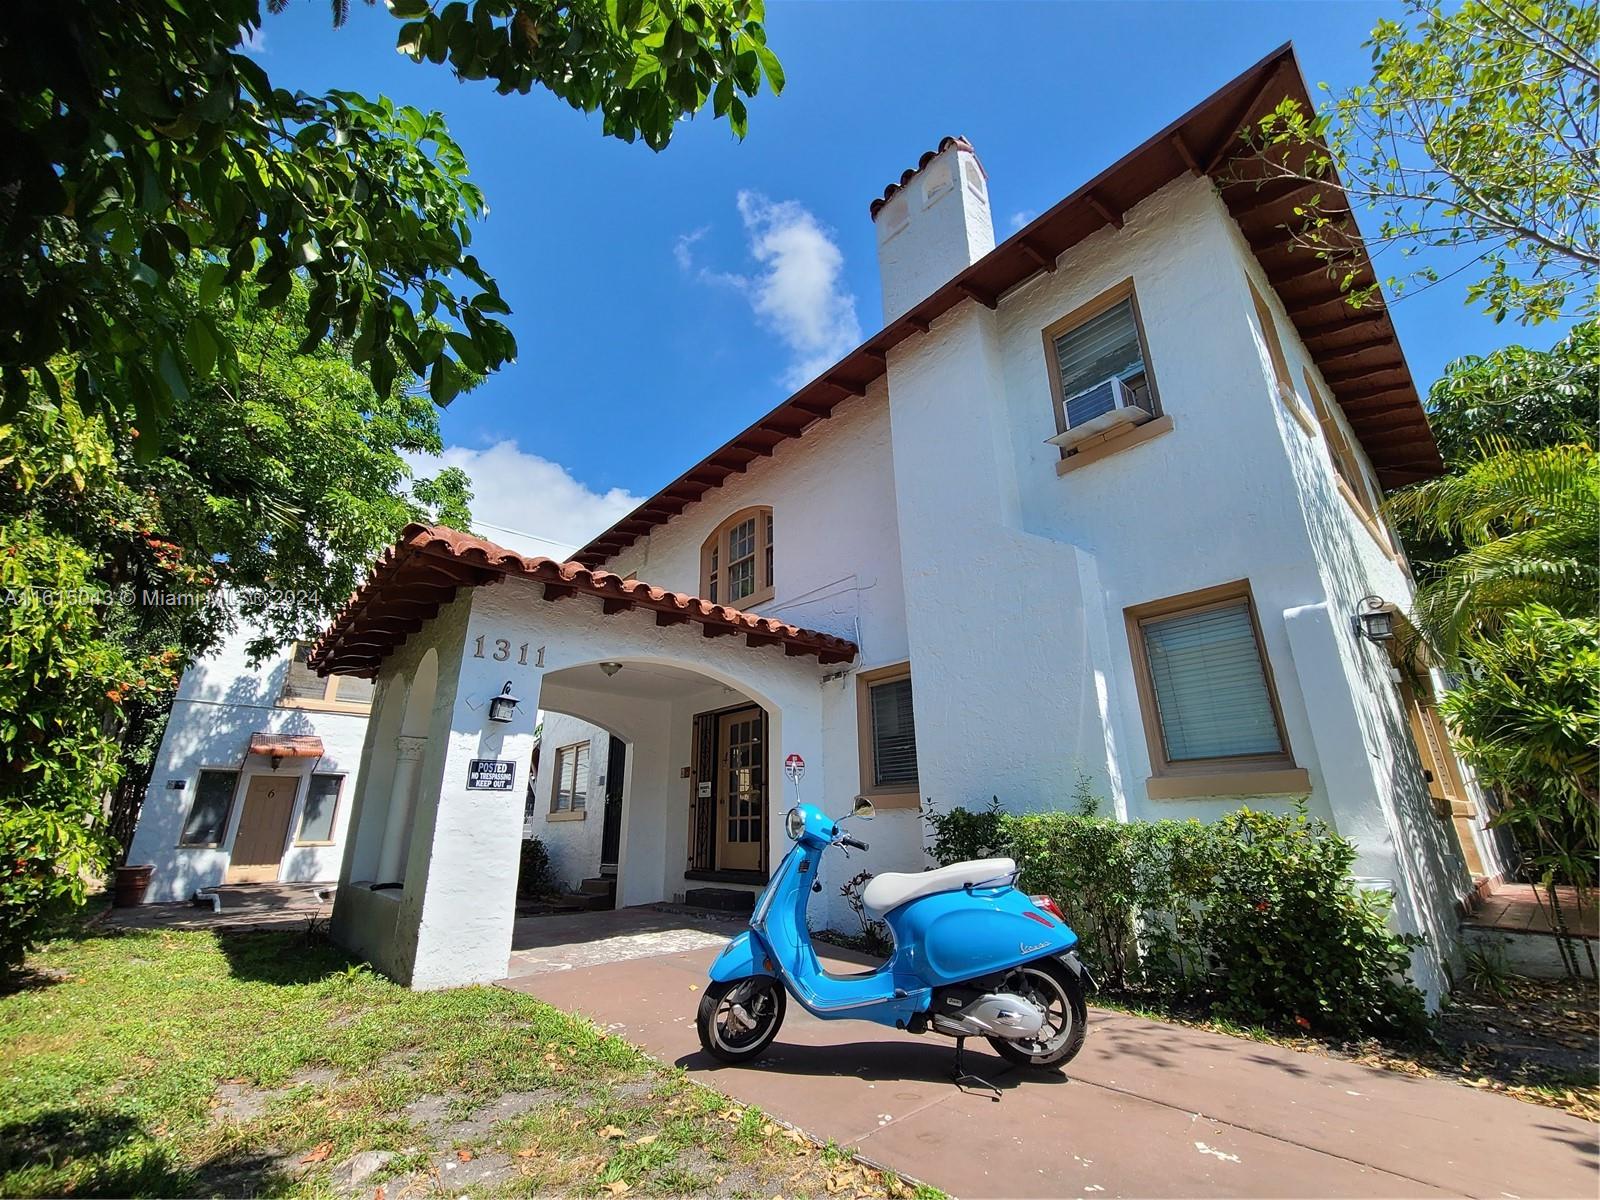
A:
[553,891,612,912]
[578,877,617,897]
[683,886,755,915]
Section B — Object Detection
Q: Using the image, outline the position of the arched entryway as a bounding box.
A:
[314,525,854,990]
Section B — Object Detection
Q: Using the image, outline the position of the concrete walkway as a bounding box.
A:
[500,908,1599,1199]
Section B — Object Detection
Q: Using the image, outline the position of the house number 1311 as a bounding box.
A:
[473,636,539,666]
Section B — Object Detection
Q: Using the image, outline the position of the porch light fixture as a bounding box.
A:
[487,681,522,723]
[599,661,623,677]
[1353,595,1395,643]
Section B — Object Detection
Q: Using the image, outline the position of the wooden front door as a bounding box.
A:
[226,775,295,883]
[715,708,765,873]
[1398,676,1486,874]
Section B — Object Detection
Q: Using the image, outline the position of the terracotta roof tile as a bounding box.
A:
[309,524,858,678]
[869,135,980,218]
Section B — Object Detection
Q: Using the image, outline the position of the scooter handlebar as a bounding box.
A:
[838,834,870,852]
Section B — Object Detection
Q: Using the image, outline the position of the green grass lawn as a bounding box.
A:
[0,919,932,1198]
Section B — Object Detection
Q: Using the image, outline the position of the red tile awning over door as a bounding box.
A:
[248,733,325,759]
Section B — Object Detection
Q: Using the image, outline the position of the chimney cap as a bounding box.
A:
[869,135,982,219]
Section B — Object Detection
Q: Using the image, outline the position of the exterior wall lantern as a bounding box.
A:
[1354,595,1396,643]
[487,681,522,723]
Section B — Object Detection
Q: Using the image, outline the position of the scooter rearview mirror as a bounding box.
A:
[851,795,875,821]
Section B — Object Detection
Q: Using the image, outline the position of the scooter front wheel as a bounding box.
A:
[697,976,787,1064]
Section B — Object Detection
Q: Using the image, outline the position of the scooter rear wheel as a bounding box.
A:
[697,976,787,1063]
[988,957,1088,1070]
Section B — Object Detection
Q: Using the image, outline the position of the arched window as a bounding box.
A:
[700,506,774,609]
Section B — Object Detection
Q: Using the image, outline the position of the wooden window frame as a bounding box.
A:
[293,772,343,847]
[700,506,775,610]
[1303,367,1399,557]
[1248,278,1318,435]
[548,740,589,822]
[1124,581,1309,800]
[177,767,241,849]
[855,663,920,810]
[279,642,373,713]
[1043,278,1171,470]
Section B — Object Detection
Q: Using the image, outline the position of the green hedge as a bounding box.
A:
[925,799,1428,1039]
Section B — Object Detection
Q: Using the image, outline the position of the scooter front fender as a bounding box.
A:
[708,930,776,984]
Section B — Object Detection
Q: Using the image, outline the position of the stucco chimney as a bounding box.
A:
[870,136,995,324]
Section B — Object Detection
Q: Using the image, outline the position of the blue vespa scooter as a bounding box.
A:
[696,797,1090,1091]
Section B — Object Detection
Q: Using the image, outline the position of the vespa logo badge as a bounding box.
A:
[1019,940,1050,955]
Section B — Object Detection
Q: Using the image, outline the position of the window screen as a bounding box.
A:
[1052,297,1154,426]
[281,643,326,702]
[333,675,374,705]
[297,774,342,843]
[1142,602,1284,762]
[869,677,919,788]
[181,769,238,846]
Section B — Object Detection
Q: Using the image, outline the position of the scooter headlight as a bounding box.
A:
[785,807,805,841]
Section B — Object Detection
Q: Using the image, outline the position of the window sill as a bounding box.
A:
[293,840,337,848]
[1334,476,1402,560]
[1282,388,1317,435]
[278,697,373,715]
[1057,415,1174,475]
[1145,767,1311,800]
[547,809,586,822]
[719,586,774,612]
[858,789,920,811]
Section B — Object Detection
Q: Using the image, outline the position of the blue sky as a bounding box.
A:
[255,1,1569,555]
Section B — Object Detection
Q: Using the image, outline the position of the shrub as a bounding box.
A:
[516,838,554,899]
[0,521,132,970]
[926,799,1428,1040]
[922,795,1009,865]
[1440,605,1598,886]
[1203,808,1427,1039]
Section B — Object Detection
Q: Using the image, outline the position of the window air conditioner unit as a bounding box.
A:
[1046,376,1152,450]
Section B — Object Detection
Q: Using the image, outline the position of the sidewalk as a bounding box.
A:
[499,917,1598,1198]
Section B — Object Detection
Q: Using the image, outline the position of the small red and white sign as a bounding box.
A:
[783,753,805,783]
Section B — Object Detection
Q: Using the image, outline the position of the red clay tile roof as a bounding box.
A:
[309,524,858,678]
[571,43,1442,571]
[248,733,324,758]
[869,135,980,218]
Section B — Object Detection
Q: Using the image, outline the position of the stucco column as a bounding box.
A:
[376,734,427,885]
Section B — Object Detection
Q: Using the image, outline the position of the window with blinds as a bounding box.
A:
[1050,294,1157,429]
[869,676,918,789]
[552,742,590,812]
[1139,600,1286,763]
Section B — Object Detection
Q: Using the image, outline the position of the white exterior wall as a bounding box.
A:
[126,620,367,902]
[527,710,611,890]
[604,388,928,914]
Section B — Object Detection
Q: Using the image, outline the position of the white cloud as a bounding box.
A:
[676,193,862,389]
[405,441,642,560]
[1008,210,1037,231]
[238,24,266,52]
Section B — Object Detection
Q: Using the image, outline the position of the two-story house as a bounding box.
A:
[308,45,1503,995]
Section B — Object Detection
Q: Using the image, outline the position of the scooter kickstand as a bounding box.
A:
[950,1037,1001,1102]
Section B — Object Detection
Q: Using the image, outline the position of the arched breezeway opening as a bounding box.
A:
[532,658,780,913]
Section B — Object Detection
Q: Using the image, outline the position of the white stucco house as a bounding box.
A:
[308,45,1505,996]
[126,619,371,902]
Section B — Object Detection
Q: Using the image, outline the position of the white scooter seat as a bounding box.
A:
[860,858,1017,918]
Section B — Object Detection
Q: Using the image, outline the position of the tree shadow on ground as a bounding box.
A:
[0,1105,302,1199]
[213,927,357,985]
